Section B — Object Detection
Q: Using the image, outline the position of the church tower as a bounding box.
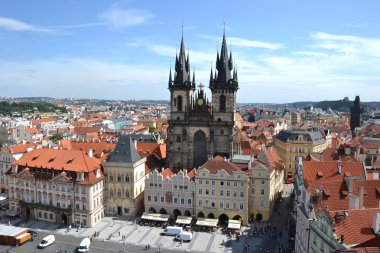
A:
[350,95,361,135]
[209,31,239,158]
[167,31,240,171]
[167,35,196,170]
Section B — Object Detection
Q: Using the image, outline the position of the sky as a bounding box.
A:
[0,0,380,103]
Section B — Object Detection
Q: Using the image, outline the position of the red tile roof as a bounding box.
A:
[200,156,241,175]
[14,148,101,173]
[160,168,174,179]
[25,127,40,135]
[303,161,366,182]
[332,208,380,246]
[73,126,101,135]
[31,118,57,126]
[7,143,36,154]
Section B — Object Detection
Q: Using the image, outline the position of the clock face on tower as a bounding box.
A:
[197,98,204,106]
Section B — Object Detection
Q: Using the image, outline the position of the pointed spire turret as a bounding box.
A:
[169,67,173,85]
[171,31,191,88]
[210,67,214,81]
[228,51,233,71]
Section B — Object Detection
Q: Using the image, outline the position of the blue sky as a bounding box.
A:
[0,0,380,103]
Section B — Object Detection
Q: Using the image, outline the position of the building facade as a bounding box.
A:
[6,148,105,228]
[195,156,249,225]
[167,33,240,171]
[144,168,196,217]
[103,134,147,216]
[274,130,327,178]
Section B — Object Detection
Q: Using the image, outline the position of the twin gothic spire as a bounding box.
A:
[168,29,238,90]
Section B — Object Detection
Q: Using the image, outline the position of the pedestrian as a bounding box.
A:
[148,244,150,249]
[90,237,92,242]
[118,230,121,236]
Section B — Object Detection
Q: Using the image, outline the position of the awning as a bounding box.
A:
[141,212,170,222]
[196,218,218,227]
[175,216,192,225]
[228,219,241,229]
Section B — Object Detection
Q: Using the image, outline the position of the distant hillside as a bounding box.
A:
[313,100,354,111]
[0,101,67,116]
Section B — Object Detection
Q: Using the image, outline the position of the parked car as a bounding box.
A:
[175,231,193,242]
[160,226,183,236]
[77,237,91,252]
[38,235,55,248]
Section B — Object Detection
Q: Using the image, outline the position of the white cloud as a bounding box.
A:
[198,35,283,50]
[0,17,54,33]
[99,7,153,28]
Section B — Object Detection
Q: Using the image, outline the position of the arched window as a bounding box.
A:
[176,136,181,142]
[126,190,130,198]
[117,175,121,182]
[109,189,113,197]
[220,95,226,112]
[125,175,130,183]
[177,96,183,111]
[117,190,121,198]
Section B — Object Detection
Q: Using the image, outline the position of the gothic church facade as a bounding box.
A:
[167,33,241,171]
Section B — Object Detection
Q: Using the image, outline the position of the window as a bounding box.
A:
[125,190,129,198]
[233,191,237,197]
[177,96,183,111]
[220,201,224,208]
[161,196,165,203]
[198,199,202,206]
[199,188,202,195]
[38,212,42,218]
[211,201,215,208]
[109,189,113,197]
[125,175,130,182]
[226,190,230,196]
[261,189,265,195]
[199,180,202,185]
[174,197,178,204]
[220,190,224,196]
[220,95,226,112]
[240,192,244,197]
[226,181,230,186]
[226,202,230,209]
[109,175,113,182]
[187,199,192,205]
[148,196,151,202]
[181,198,185,205]
[261,180,265,184]
[205,189,209,195]
[240,202,244,210]
[260,199,264,207]
[154,196,158,202]
[251,188,255,194]
[118,175,121,182]
[233,202,237,209]
[44,213,47,219]
[205,199,209,207]
[220,129,224,135]
[212,181,215,186]
[117,190,121,198]
[211,189,215,195]
[234,182,237,187]
[176,136,181,142]
[220,181,224,186]
[241,182,244,187]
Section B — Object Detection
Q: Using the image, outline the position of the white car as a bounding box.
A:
[38,235,55,248]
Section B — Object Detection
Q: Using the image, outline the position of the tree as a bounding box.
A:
[50,133,63,142]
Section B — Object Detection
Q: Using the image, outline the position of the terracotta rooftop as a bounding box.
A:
[14,148,101,173]
[303,161,366,183]
[200,156,241,175]
[6,143,36,154]
[160,168,174,179]
[73,126,101,135]
[332,208,380,247]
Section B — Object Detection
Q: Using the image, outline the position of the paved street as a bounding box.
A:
[0,184,293,253]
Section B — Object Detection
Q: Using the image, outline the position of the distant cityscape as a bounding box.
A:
[1,34,380,253]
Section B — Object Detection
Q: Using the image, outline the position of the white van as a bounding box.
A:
[38,235,55,248]
[175,231,193,242]
[160,226,183,236]
[77,237,91,252]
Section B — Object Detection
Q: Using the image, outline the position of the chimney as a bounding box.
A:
[133,139,137,149]
[348,194,359,210]
[345,177,353,194]
[373,212,380,235]
[338,158,342,174]
[359,186,365,209]
[88,149,93,158]
[344,147,351,156]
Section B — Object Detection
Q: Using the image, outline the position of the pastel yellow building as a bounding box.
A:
[103,134,147,216]
[195,156,249,225]
[274,130,327,179]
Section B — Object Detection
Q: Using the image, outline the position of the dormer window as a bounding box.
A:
[48,157,56,163]
[76,172,84,181]
[67,158,75,164]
